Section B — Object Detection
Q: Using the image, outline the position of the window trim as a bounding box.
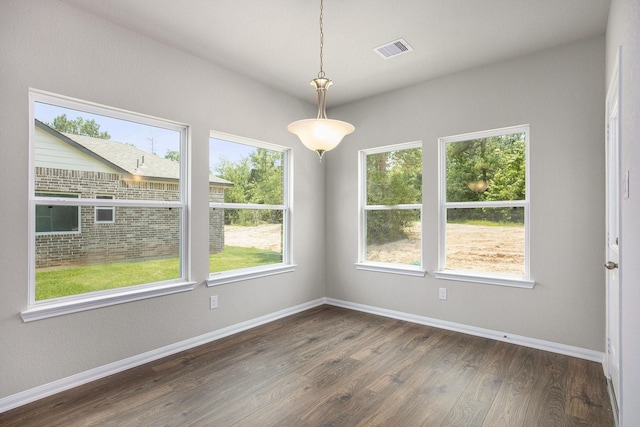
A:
[436,125,533,288]
[206,131,295,286]
[25,89,193,320]
[356,141,426,276]
[20,281,197,322]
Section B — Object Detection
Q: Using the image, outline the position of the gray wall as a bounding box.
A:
[606,0,640,424]
[0,0,325,399]
[325,36,606,351]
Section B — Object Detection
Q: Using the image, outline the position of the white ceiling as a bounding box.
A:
[61,0,611,107]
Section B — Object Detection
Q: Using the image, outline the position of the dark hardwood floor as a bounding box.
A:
[0,305,613,426]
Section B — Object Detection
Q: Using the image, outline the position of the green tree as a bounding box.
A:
[47,114,111,139]
[445,133,526,223]
[366,147,422,244]
[246,148,283,224]
[164,150,180,162]
[247,148,283,206]
[214,148,285,226]
[484,137,526,202]
[216,157,251,225]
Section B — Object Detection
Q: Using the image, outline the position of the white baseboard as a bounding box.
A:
[0,298,325,414]
[325,298,605,363]
[1,296,604,414]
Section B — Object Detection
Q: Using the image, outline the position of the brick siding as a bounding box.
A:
[35,167,226,268]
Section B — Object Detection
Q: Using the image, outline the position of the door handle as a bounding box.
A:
[605,261,619,270]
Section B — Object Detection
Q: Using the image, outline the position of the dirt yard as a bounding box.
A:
[443,223,524,275]
[224,224,283,252]
[225,222,525,275]
[367,223,524,274]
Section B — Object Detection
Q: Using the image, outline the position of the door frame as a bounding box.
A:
[605,45,622,425]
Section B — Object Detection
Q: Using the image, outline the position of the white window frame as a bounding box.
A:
[22,89,195,322]
[207,131,295,286]
[355,141,426,277]
[95,194,115,224]
[435,125,534,288]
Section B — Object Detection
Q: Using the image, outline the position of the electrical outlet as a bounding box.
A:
[439,288,447,301]
[210,295,218,309]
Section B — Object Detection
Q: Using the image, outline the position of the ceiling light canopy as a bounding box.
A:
[287,0,354,161]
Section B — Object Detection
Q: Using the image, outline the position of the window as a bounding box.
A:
[95,195,115,223]
[207,132,294,285]
[436,125,533,288]
[35,192,80,233]
[357,142,424,276]
[23,89,194,321]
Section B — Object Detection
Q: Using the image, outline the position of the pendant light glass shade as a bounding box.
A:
[288,118,355,158]
[288,77,354,159]
[287,1,354,160]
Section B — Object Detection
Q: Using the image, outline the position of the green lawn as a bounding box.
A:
[210,245,282,272]
[36,246,282,300]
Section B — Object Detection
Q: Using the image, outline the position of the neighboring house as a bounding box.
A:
[34,119,232,268]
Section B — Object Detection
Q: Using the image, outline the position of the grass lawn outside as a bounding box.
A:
[36,246,282,301]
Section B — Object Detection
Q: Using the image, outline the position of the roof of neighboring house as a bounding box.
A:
[35,119,232,186]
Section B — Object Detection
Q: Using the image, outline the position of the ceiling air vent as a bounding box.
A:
[373,38,413,59]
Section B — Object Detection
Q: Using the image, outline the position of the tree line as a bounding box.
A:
[366,147,422,244]
[215,148,284,226]
[446,132,526,224]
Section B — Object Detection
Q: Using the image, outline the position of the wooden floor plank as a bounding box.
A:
[565,357,613,425]
[0,305,613,427]
[439,340,519,426]
[481,345,538,426]
[521,350,568,427]
[356,331,487,426]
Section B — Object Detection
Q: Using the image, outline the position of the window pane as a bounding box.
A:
[35,207,182,300]
[95,195,115,223]
[445,207,524,275]
[36,204,79,233]
[367,148,422,205]
[209,135,288,276]
[34,102,182,201]
[31,93,188,306]
[210,138,284,205]
[365,209,421,265]
[95,207,114,222]
[210,208,283,272]
[445,132,526,202]
[35,193,80,233]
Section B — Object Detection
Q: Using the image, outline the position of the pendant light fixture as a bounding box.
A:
[287,0,355,160]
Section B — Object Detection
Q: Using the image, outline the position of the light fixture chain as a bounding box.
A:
[287,0,354,160]
[318,0,325,78]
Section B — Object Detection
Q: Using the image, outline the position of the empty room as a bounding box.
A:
[1,0,638,425]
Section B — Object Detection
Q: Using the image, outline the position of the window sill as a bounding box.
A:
[434,270,535,288]
[355,262,427,277]
[207,264,297,286]
[20,281,197,322]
